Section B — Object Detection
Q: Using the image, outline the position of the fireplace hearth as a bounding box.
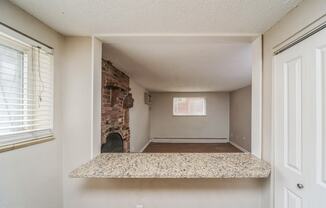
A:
[101,133,123,153]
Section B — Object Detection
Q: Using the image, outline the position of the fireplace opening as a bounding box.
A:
[101,133,123,153]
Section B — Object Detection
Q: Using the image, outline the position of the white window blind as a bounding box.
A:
[173,97,206,116]
[0,33,53,145]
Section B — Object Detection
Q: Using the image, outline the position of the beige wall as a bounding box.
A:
[91,37,103,156]
[129,80,150,152]
[229,85,251,152]
[150,92,230,140]
[64,178,264,208]
[61,37,93,208]
[61,40,265,208]
[262,0,326,163]
[0,1,64,208]
[4,0,325,207]
[262,0,326,207]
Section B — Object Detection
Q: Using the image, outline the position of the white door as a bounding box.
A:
[273,28,326,208]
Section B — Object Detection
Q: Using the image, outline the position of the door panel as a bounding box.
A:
[316,46,326,188]
[284,188,302,208]
[274,28,326,208]
[311,35,326,208]
[284,58,302,174]
[274,42,305,208]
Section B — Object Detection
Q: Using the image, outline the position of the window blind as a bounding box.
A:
[0,33,53,145]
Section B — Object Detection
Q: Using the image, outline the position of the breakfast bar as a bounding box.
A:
[70,153,271,179]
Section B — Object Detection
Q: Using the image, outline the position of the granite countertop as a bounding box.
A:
[70,153,271,179]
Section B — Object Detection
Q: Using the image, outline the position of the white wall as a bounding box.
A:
[65,178,264,208]
[2,1,311,207]
[150,92,229,140]
[262,1,326,207]
[91,37,102,157]
[0,1,64,208]
[262,0,326,163]
[61,37,93,208]
[229,85,251,152]
[250,36,262,158]
[129,80,150,152]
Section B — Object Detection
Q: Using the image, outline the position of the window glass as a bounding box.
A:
[0,33,53,145]
[173,97,206,116]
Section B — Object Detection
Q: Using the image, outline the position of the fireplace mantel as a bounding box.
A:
[69,153,270,179]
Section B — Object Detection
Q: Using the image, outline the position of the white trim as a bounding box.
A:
[90,36,102,158]
[172,97,207,116]
[151,138,228,143]
[0,129,53,146]
[139,139,153,152]
[0,134,54,153]
[271,54,278,208]
[316,46,326,189]
[273,14,326,55]
[90,37,94,159]
[0,24,52,54]
[95,33,260,38]
[0,26,54,148]
[229,141,249,153]
[251,35,263,159]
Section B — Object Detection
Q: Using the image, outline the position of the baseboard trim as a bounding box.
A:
[151,138,228,143]
[139,139,153,152]
[229,141,249,153]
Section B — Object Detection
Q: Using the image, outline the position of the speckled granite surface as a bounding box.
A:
[70,153,271,179]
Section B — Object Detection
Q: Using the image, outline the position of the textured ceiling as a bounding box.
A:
[101,36,252,92]
[11,0,302,35]
[10,0,302,92]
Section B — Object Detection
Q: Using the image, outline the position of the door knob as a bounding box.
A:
[297,183,304,189]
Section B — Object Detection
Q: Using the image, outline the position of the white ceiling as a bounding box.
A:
[101,36,253,92]
[11,0,302,36]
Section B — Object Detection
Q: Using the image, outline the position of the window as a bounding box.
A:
[173,97,206,116]
[0,32,53,146]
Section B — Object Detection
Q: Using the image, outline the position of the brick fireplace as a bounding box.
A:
[101,59,133,152]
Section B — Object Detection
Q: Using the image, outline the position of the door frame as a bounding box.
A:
[271,14,326,208]
[251,35,263,158]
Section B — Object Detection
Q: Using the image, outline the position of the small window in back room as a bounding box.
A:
[173,97,206,116]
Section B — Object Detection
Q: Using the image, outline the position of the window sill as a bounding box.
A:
[0,135,54,153]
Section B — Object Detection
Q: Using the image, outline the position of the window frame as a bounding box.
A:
[172,97,207,116]
[0,25,54,152]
